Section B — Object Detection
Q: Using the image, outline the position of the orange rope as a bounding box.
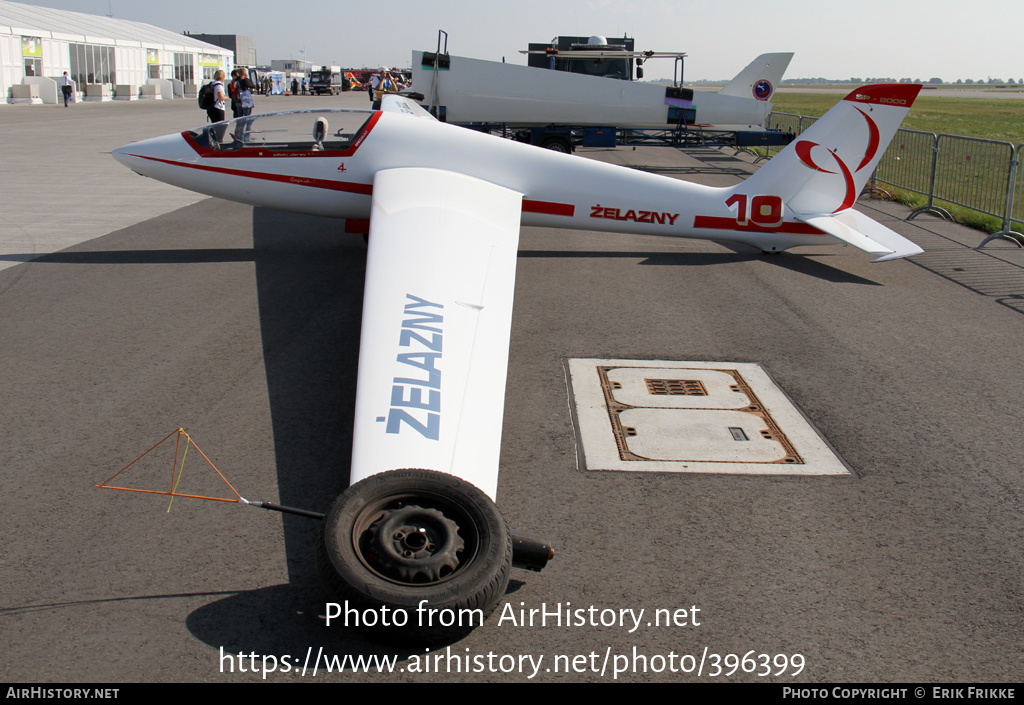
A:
[166,433,189,512]
[96,486,241,503]
[95,428,243,507]
[172,427,183,487]
[184,432,242,500]
[95,428,180,487]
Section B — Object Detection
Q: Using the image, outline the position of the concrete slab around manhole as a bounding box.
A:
[566,359,850,476]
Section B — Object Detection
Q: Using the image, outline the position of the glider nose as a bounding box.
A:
[111,141,138,169]
[111,132,190,176]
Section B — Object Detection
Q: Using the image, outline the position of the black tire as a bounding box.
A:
[540,136,572,153]
[316,468,512,644]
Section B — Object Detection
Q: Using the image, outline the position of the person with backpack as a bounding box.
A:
[232,67,256,118]
[211,71,228,122]
[197,70,229,141]
[198,71,226,123]
[198,81,214,113]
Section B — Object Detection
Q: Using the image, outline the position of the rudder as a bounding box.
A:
[736,84,924,261]
[742,83,922,216]
[718,52,794,101]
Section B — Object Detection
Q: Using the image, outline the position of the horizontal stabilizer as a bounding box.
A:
[797,210,923,262]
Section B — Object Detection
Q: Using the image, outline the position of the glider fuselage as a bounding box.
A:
[113,106,825,254]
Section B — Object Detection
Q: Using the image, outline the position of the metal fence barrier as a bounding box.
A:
[1009,144,1024,241]
[935,135,1015,221]
[765,112,800,146]
[874,129,937,202]
[766,112,1024,247]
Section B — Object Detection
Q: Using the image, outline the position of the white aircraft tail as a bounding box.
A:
[718,52,793,101]
[379,93,438,120]
[741,83,924,261]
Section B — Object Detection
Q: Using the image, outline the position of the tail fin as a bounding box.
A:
[742,83,924,261]
[718,52,793,101]
[379,93,438,120]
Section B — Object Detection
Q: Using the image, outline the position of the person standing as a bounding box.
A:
[58,71,73,107]
[206,70,231,143]
[228,68,240,117]
[368,71,381,103]
[207,70,227,123]
[379,70,395,94]
[233,67,255,117]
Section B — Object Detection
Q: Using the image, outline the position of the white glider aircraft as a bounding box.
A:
[112,83,923,642]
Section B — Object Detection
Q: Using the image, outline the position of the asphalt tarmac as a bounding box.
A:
[1,92,1022,683]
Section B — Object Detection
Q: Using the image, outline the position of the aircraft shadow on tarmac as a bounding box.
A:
[518,248,882,286]
[10,249,257,264]
[246,208,363,586]
[4,242,881,288]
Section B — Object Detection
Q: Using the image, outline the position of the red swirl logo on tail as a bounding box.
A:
[794,107,880,213]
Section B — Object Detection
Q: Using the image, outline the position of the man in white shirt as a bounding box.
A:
[58,71,73,107]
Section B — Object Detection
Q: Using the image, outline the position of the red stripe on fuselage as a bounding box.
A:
[345,219,370,234]
[692,216,826,235]
[523,200,575,217]
[125,155,579,216]
[125,153,578,216]
[125,153,374,195]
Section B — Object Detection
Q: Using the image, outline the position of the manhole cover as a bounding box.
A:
[567,359,849,475]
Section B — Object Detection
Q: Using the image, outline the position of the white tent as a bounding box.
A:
[0,0,232,103]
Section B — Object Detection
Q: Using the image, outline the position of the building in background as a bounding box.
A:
[184,33,256,68]
[0,0,233,103]
[270,59,314,73]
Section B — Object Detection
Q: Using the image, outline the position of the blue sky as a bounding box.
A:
[13,0,1022,82]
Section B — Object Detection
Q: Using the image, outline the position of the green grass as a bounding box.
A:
[875,186,1016,234]
[873,187,1024,242]
[771,92,1024,144]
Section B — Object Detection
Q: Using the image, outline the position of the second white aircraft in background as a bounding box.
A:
[411,48,794,130]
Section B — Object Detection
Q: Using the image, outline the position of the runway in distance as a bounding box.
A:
[111,82,923,643]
